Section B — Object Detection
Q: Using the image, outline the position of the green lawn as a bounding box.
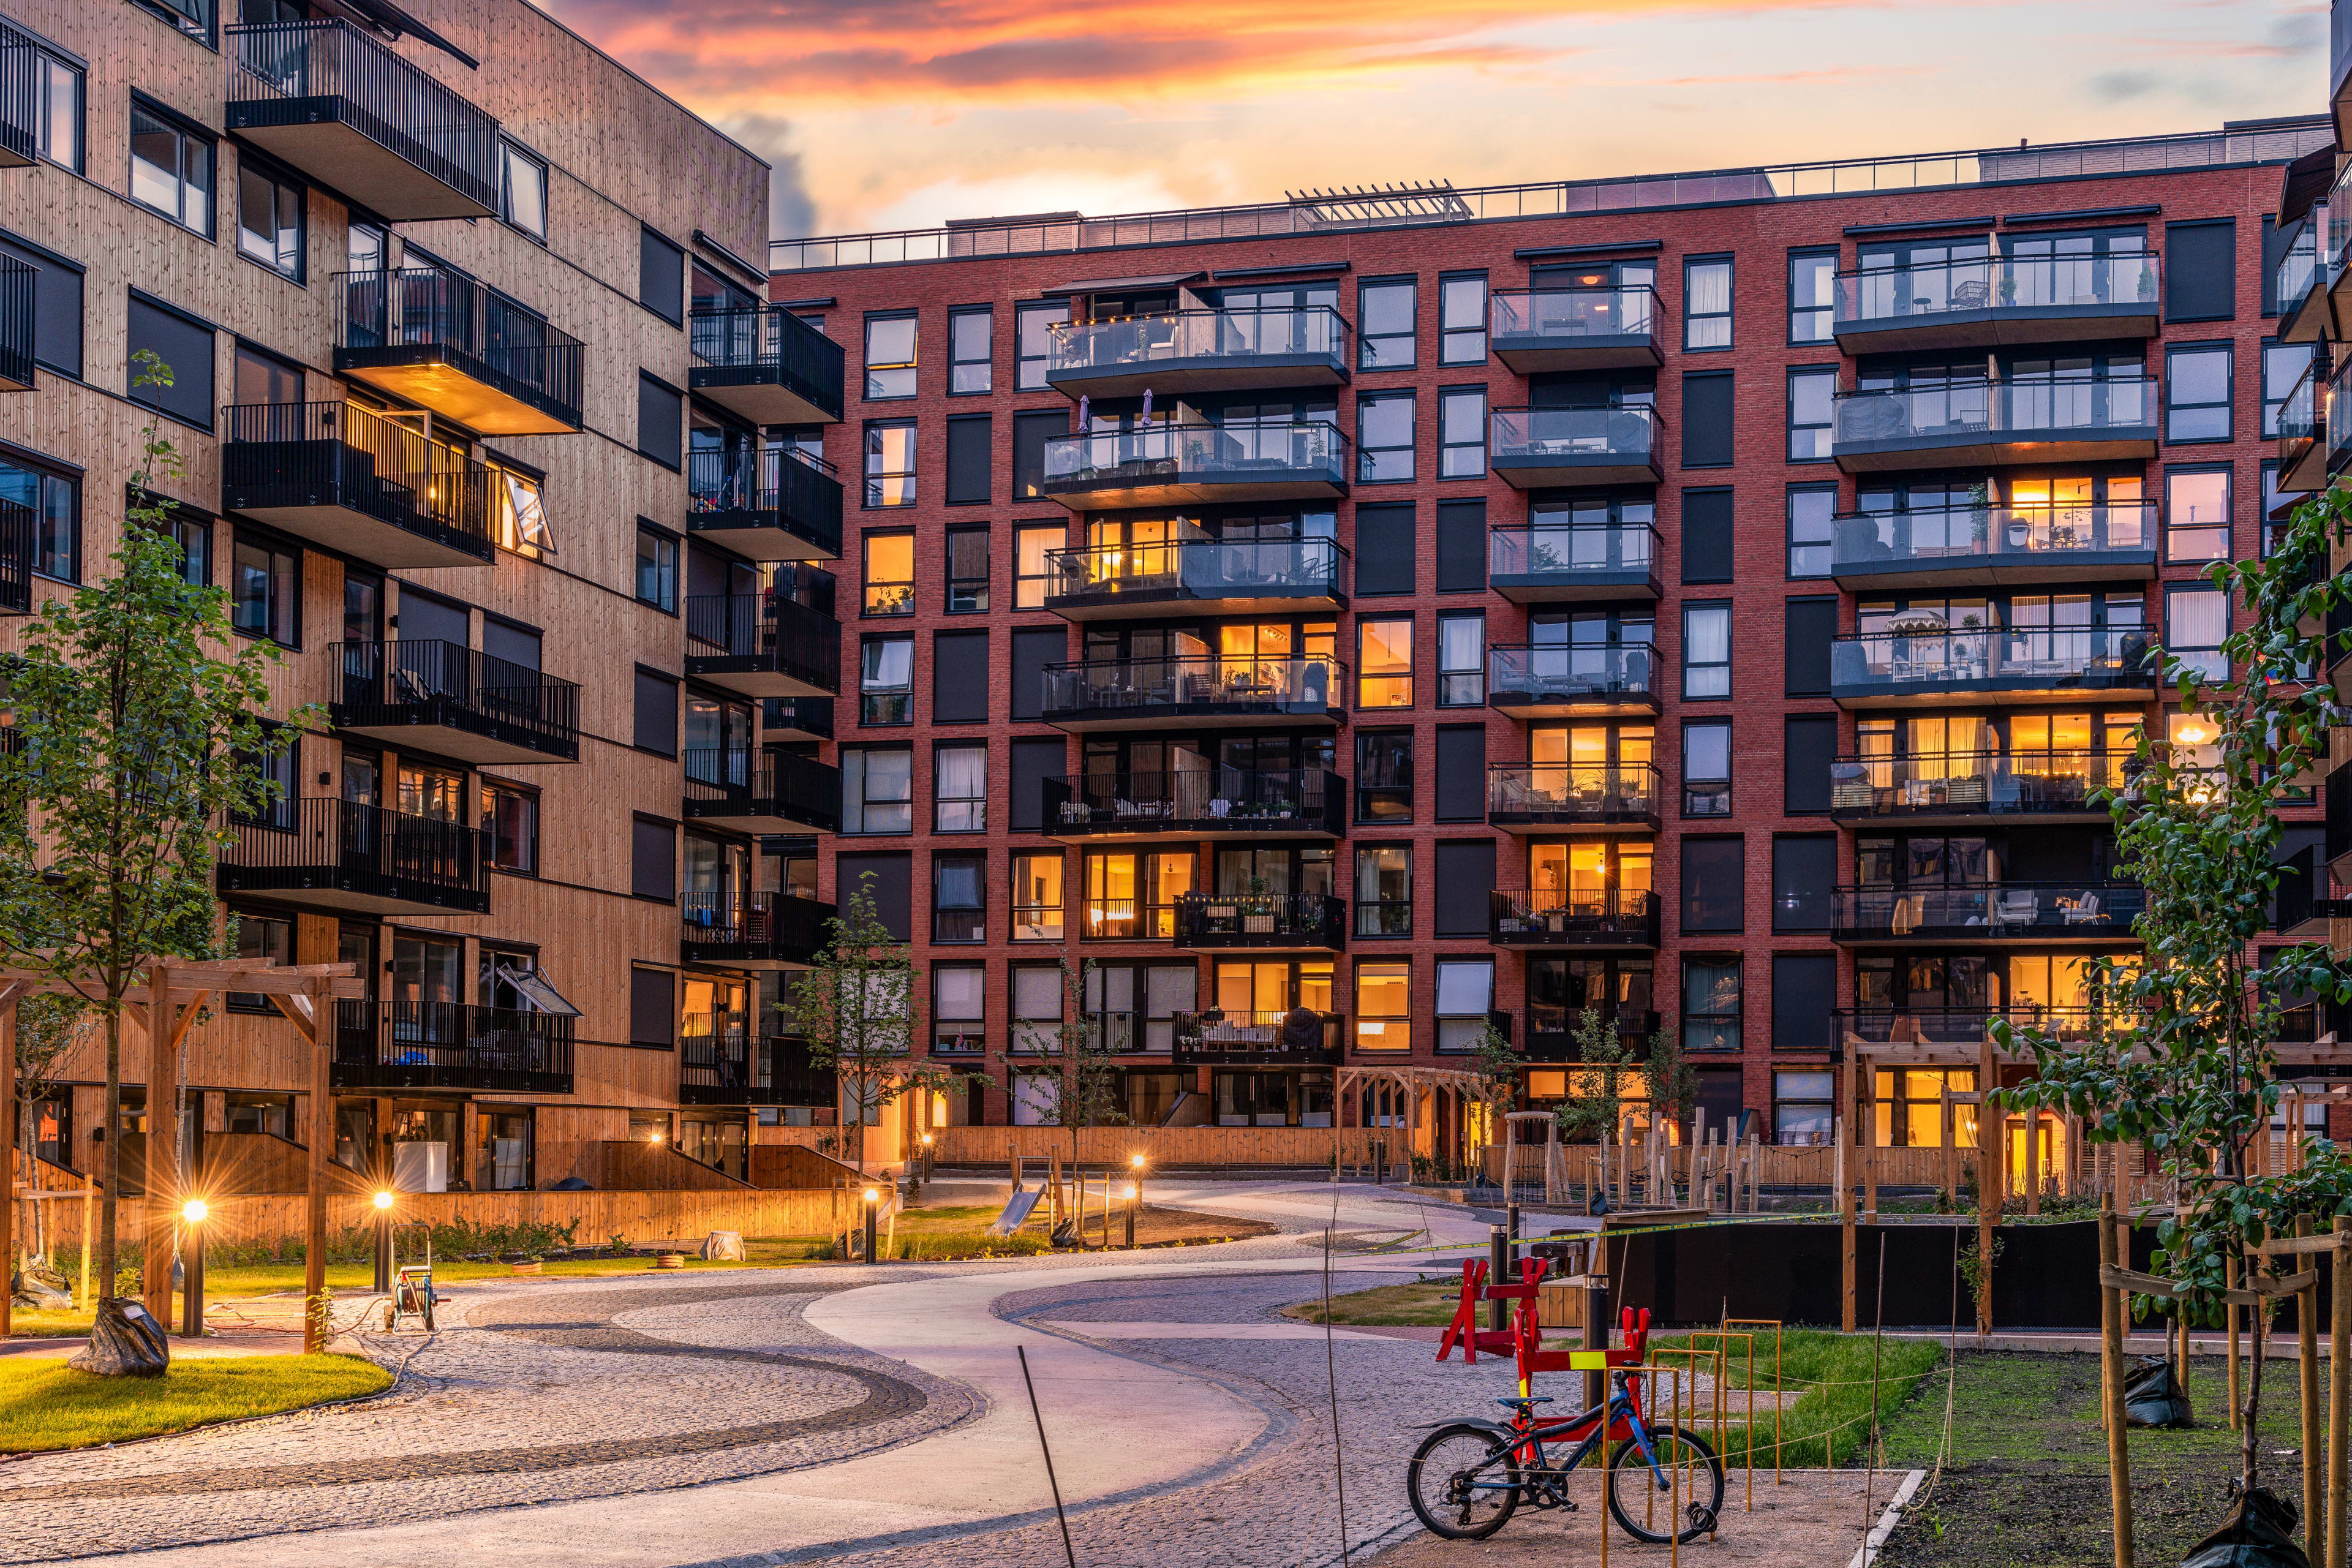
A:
[1653,1328,1944,1469]
[1282,1278,1462,1326]
[0,1354,393,1453]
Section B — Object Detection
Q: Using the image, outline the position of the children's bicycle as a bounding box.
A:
[1407,1369,1724,1543]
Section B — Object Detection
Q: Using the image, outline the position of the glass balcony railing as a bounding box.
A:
[1041,421,1349,497]
[1834,254,2159,329]
[1833,378,2155,450]
[2280,357,2324,491]
[1488,288,1663,354]
[1829,502,2154,575]
[1487,522,1659,589]
[1489,405,1660,467]
[1044,538,1346,610]
[2280,209,2324,315]
[1043,767,1345,835]
[1830,882,2144,940]
[1488,642,1659,706]
[1828,751,2127,819]
[1047,308,1349,379]
[1830,627,2153,698]
[1828,1007,2107,1051]
[2328,358,2352,476]
[1487,762,1662,824]
[1489,889,1661,946]
[1040,654,1343,724]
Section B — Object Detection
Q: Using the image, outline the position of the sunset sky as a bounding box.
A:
[540,0,2323,241]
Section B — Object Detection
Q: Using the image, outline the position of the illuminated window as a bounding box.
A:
[1357,617,1412,707]
[1355,961,1411,1052]
[492,469,552,559]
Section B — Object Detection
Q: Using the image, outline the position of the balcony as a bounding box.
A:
[2329,357,2352,484]
[682,748,842,835]
[1488,643,1661,718]
[1829,627,2154,709]
[0,497,29,616]
[2338,0,2352,141]
[2280,206,2331,345]
[1829,501,2157,591]
[1040,654,1344,732]
[1830,882,2144,945]
[333,639,582,764]
[332,1001,572,1096]
[1490,287,1664,373]
[1828,1008,2104,1057]
[1039,421,1349,510]
[2279,359,2325,494]
[1042,537,1346,620]
[1831,379,2157,472]
[0,257,29,392]
[1517,1005,1661,1064]
[1171,892,1347,952]
[336,268,584,435]
[1828,752,2120,827]
[1831,254,2160,355]
[1043,767,1344,842]
[763,696,834,744]
[222,401,494,570]
[1490,406,1662,489]
[1488,890,1661,949]
[217,798,490,916]
[1172,1010,1344,1068]
[689,304,845,426]
[680,891,833,970]
[0,19,36,169]
[1487,521,1660,602]
[225,20,499,221]
[1487,763,1662,833]
[1046,308,1349,399]
[685,447,843,563]
[682,589,842,699]
[679,1033,835,1107]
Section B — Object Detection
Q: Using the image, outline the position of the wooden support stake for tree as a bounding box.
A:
[301,980,330,1352]
[0,991,14,1341]
[2098,1193,2136,1568]
[2228,1251,2243,1431]
[2304,1215,2324,1568]
[2331,1215,2351,1568]
[1977,1032,1997,1336]
[142,971,175,1324]
[1838,1115,1857,1333]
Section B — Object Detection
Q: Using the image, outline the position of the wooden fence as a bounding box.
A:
[932,1125,1408,1169]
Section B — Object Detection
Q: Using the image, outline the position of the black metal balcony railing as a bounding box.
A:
[1077,899,1181,941]
[1046,308,1350,382]
[0,257,31,392]
[1172,1009,1344,1066]
[1830,627,2153,699]
[0,496,31,616]
[1040,654,1343,725]
[1829,751,2127,820]
[333,639,582,761]
[225,20,500,219]
[679,1033,835,1107]
[1042,538,1347,613]
[1830,502,2155,578]
[1830,882,2145,940]
[685,447,843,560]
[1040,421,1350,498]
[333,1001,573,1095]
[2280,358,2323,492]
[1487,643,1659,706]
[1489,287,1662,348]
[1517,1005,1662,1063]
[1043,767,1345,837]
[1489,889,1662,947]
[338,268,584,432]
[680,891,834,966]
[682,748,842,834]
[688,304,847,424]
[219,797,490,913]
[1487,762,1662,826]
[1833,255,2160,329]
[1828,1007,2106,1052]
[682,592,843,695]
[0,17,37,169]
[1832,378,2157,454]
[222,401,496,564]
[1489,405,1661,473]
[1486,522,1659,594]
[1172,892,1348,950]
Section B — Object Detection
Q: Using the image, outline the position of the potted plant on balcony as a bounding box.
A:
[1239,876,1278,934]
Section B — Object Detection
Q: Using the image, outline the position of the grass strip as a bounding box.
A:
[1653,1329,1943,1468]
[0,1354,393,1454]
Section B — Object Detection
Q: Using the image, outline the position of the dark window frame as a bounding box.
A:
[233,150,306,284]
[1438,384,1487,478]
[635,520,679,614]
[481,780,540,876]
[1786,483,1836,579]
[1681,599,1732,700]
[1683,254,1733,351]
[863,309,918,401]
[2163,340,2234,445]
[1438,270,1488,365]
[129,94,215,239]
[228,525,301,649]
[1436,610,1484,707]
[1681,717,1732,818]
[1787,247,1837,345]
[2163,463,2234,565]
[1785,364,1837,462]
[1359,276,1417,370]
[863,417,917,508]
[1352,841,1414,938]
[948,305,993,396]
[1357,387,1416,483]
[946,524,990,613]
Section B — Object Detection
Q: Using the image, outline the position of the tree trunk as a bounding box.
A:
[2245,1286,2271,1495]
[99,1006,119,1295]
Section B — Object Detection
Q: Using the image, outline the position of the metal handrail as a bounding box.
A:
[1047,307,1350,371]
[1834,254,2159,324]
[1833,377,2156,444]
[332,639,580,747]
[1490,286,1662,340]
[337,267,584,426]
[1487,521,1659,579]
[1830,502,2152,566]
[222,400,494,554]
[1041,654,1344,718]
[1044,537,1348,601]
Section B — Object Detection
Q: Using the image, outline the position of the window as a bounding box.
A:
[1355,962,1411,1052]
[1355,846,1412,937]
[946,413,990,503]
[1784,713,1837,814]
[1012,851,1065,940]
[639,228,684,323]
[1013,409,1064,500]
[228,912,293,1013]
[864,532,914,615]
[1787,366,1836,461]
[1357,617,1412,707]
[130,100,213,236]
[1683,958,1742,1053]
[1439,273,1487,364]
[1438,612,1483,706]
[626,969,673,1047]
[235,158,303,281]
[2165,219,2236,322]
[2165,582,2229,684]
[633,669,676,755]
[1683,602,1731,698]
[1684,257,1732,349]
[2165,343,2232,442]
[2165,468,2231,564]
[1016,524,1060,609]
[947,527,989,612]
[1012,966,1064,1054]
[1436,497,1486,593]
[935,744,986,832]
[864,420,916,507]
[1011,628,1064,722]
[1784,595,1836,698]
[631,817,676,902]
[1773,834,1836,932]
[1682,488,1733,584]
[2,458,77,581]
[1359,389,1414,481]
[233,341,300,407]
[1435,960,1495,1052]
[1788,250,1835,343]
[1439,387,1486,478]
[1016,300,1065,390]
[1774,1070,1834,1144]
[2262,461,2285,557]
[635,524,677,611]
[1680,837,1744,933]
[1682,369,1734,467]
[235,726,297,830]
[1355,502,1414,595]
[932,629,987,723]
[157,506,208,586]
[1356,730,1412,823]
[1787,486,1835,578]
[481,783,538,874]
[230,531,299,646]
[637,373,682,468]
[1360,279,1416,369]
[0,234,85,379]
[842,747,913,834]
[861,636,914,725]
[127,293,214,430]
[1683,720,1730,817]
[490,467,552,559]
[933,853,984,942]
[36,55,80,173]
[950,307,992,394]
[933,966,986,1053]
[864,314,916,399]
[2265,341,2312,439]
[498,141,547,239]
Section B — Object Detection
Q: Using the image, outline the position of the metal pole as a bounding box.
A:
[1125,1183,1137,1250]
[179,1213,204,1338]
[1017,1344,1079,1568]
[1585,1234,1610,1414]
[374,1209,393,1294]
[1487,1223,1508,1332]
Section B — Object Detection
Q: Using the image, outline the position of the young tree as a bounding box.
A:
[1465,1016,1523,1178]
[0,355,309,1324]
[1641,1017,1700,1135]
[777,872,976,1173]
[1020,957,1128,1185]
[1554,1005,1635,1145]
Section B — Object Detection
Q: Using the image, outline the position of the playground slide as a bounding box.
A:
[988,1188,1040,1237]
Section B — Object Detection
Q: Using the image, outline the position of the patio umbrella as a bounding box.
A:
[1077,394,1090,429]
[1887,608,1950,635]
[1140,386,1153,420]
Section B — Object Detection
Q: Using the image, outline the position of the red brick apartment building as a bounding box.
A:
[766,118,2335,1167]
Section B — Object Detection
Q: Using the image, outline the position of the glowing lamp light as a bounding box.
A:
[862,1188,881,1205]
[373,1190,396,1211]
[1123,1186,1138,1202]
[181,1198,208,1224]
[1130,1153,1147,1169]
[921,1133,934,1147]
[2176,723,2213,745]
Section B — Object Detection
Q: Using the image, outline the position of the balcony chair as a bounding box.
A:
[1992,889,2039,929]
[2062,893,2105,926]
[1951,279,1991,309]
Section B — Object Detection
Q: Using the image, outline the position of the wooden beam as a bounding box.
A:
[141,970,175,1325]
[0,993,13,1340]
[303,978,331,1352]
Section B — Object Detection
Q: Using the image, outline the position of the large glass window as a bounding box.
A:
[1439,273,1487,364]
[1359,390,1415,481]
[860,636,913,725]
[1357,617,1412,708]
[1434,960,1495,1053]
[480,783,537,874]
[635,524,677,611]
[130,100,213,236]
[1012,966,1063,1054]
[933,965,985,1053]
[1360,279,1416,369]
[0,458,77,582]
[1016,300,1064,390]
[1787,366,1836,461]
[490,468,552,559]
[231,531,299,646]
[1787,485,1835,578]
[864,421,916,508]
[935,744,986,832]
[236,158,303,280]
[864,314,917,399]
[1439,387,1486,478]
[1683,719,1731,817]
[498,141,547,239]
[842,747,912,834]
[1684,257,1732,349]
[1016,523,1060,610]
[1355,845,1412,937]
[1773,1069,1834,1145]
[36,55,80,173]
[1438,612,1483,706]
[2165,582,2229,683]
[1012,851,1065,940]
[949,307,992,394]
[1683,602,1730,698]
[2165,468,2231,564]
[1788,251,1835,343]
[946,527,989,612]
[864,532,914,615]
[2165,342,2232,442]
[933,853,984,943]
[1683,957,1742,1053]
[1356,731,1412,822]
[1355,961,1411,1052]
[2264,340,2312,439]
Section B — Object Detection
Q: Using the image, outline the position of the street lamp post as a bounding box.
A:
[919,1132,934,1184]
[1123,1184,1139,1250]
[179,1199,208,1338]
[862,1186,880,1264]
[372,1189,396,1292]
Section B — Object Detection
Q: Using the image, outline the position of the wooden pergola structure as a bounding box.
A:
[1335,1061,1496,1172]
[1,957,361,1349]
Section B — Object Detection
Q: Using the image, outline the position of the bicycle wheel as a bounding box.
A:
[1605,1425,1724,1545]
[1406,1424,1521,1540]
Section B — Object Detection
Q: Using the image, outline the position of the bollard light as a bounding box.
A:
[373,1189,396,1292]
[1123,1182,1140,1250]
[862,1186,881,1265]
[179,1197,209,1338]
[373,1189,395,1211]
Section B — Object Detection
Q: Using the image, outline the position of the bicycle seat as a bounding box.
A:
[1496,1395,1554,1410]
